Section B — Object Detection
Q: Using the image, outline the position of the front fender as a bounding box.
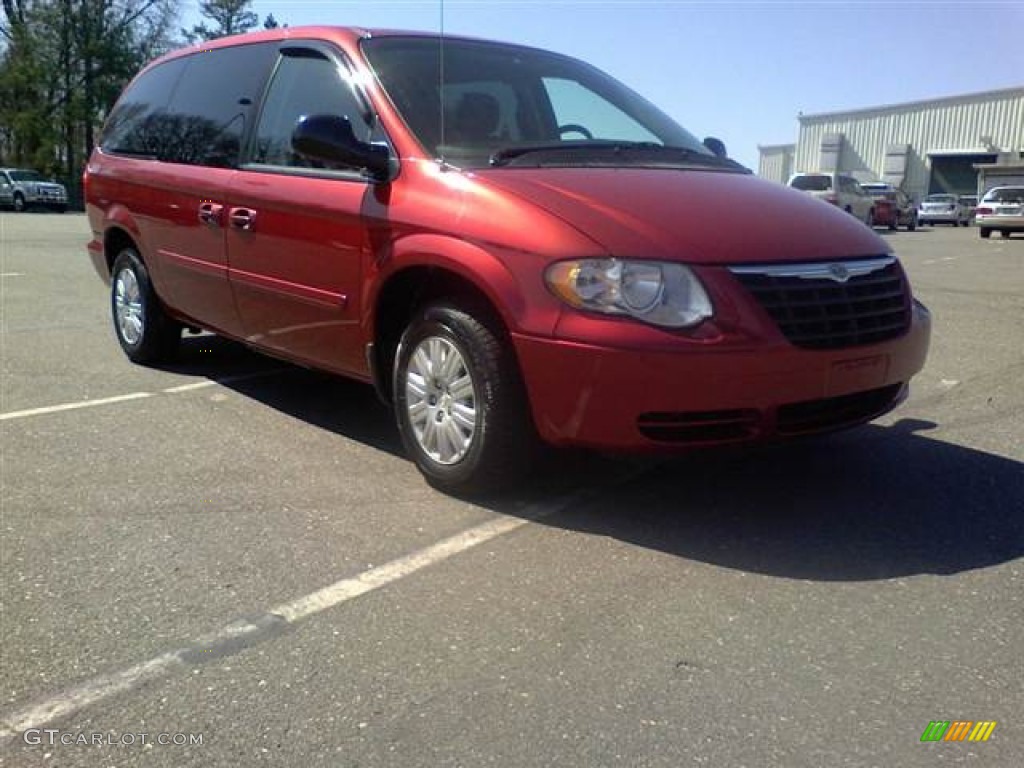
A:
[364,232,563,340]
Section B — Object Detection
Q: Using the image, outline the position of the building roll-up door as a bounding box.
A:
[928,153,997,195]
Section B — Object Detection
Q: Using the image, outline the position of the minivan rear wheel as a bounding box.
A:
[393,304,534,494]
[13,193,25,212]
[111,248,180,363]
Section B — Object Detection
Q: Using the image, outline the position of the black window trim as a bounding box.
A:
[239,39,395,183]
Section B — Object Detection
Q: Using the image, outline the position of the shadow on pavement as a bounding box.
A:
[542,420,1023,581]
[174,335,1024,583]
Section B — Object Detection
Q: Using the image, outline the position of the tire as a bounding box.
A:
[907,214,917,232]
[1000,230,1011,239]
[980,228,991,239]
[55,205,67,214]
[110,248,180,363]
[13,193,25,212]
[393,303,535,494]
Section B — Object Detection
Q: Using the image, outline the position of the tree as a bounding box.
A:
[262,13,278,30]
[182,0,257,43]
[0,1,178,201]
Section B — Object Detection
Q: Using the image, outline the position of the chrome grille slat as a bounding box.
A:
[729,258,911,349]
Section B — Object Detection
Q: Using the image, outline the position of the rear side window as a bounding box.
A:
[791,175,831,191]
[983,187,1024,203]
[101,58,188,157]
[162,44,276,167]
[101,44,274,167]
[251,49,375,169]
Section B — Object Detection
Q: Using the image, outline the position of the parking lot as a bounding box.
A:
[1,213,1022,766]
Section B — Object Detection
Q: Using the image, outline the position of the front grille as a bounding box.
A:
[730,258,910,349]
[776,383,904,435]
[637,409,759,444]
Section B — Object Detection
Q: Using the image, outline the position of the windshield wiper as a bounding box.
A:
[489,141,742,170]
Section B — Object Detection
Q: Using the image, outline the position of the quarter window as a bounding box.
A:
[102,45,274,166]
[101,58,188,157]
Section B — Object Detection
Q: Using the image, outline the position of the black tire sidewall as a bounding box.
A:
[393,305,528,493]
[110,248,177,363]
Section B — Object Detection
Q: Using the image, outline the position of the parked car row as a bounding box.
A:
[787,173,1001,234]
[0,168,68,212]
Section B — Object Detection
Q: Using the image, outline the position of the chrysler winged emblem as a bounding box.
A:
[827,263,851,283]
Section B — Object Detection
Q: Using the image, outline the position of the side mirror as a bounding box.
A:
[291,114,395,182]
[702,136,728,159]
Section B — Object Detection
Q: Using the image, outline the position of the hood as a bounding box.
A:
[472,167,889,264]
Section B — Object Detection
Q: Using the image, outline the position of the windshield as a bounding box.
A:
[9,170,46,182]
[361,36,711,168]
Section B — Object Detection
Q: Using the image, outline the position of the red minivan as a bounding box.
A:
[85,27,931,492]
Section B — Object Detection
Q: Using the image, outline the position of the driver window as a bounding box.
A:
[253,50,372,168]
[542,77,659,143]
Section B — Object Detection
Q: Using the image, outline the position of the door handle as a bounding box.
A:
[197,202,223,226]
[229,207,257,231]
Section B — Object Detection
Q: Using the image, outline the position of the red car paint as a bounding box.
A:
[85,27,930,467]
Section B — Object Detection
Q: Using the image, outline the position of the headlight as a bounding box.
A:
[545,258,713,328]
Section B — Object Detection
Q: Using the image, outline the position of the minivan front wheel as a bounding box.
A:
[394,304,533,493]
[111,248,180,363]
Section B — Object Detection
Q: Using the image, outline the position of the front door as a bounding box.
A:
[227,45,386,376]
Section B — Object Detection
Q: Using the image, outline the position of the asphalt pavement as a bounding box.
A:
[1,213,1021,767]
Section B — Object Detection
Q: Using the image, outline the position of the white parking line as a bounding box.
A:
[0,371,286,422]
[1,272,25,278]
[0,490,603,745]
[0,391,153,421]
[162,380,223,394]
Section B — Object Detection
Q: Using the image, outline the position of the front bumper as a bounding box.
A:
[513,301,931,451]
[28,189,67,206]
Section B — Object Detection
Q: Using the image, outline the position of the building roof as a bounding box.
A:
[798,86,1024,123]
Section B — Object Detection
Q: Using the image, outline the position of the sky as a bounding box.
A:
[181,1,1024,171]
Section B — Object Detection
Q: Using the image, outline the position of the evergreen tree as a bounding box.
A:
[182,0,257,43]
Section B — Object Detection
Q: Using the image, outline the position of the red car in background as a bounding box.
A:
[862,183,918,231]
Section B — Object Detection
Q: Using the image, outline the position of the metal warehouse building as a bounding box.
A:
[758,86,1024,202]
